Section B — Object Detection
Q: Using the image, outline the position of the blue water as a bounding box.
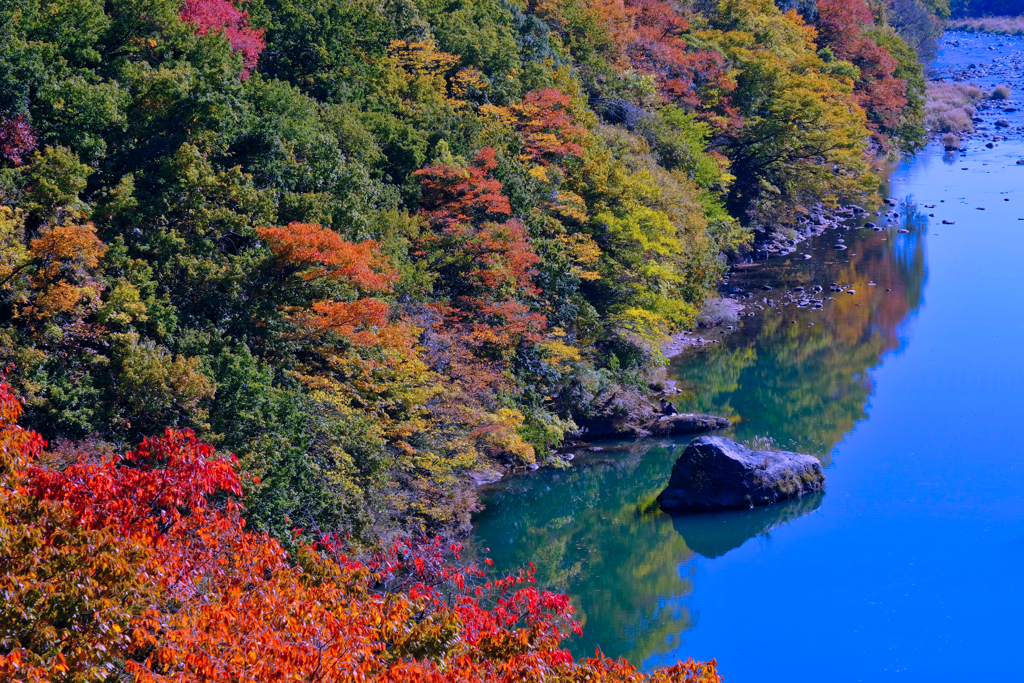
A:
[471,34,1024,681]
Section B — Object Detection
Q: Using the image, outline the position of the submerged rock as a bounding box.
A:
[657,436,825,513]
[649,413,732,436]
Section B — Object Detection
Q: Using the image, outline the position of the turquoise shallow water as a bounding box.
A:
[471,34,1024,681]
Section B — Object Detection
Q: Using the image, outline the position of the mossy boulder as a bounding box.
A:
[657,436,825,513]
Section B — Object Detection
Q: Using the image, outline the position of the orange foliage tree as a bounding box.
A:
[258,222,399,344]
[0,379,723,683]
[512,89,588,165]
[414,147,545,350]
[22,223,107,326]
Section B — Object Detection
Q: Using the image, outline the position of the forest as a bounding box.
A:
[0,0,946,678]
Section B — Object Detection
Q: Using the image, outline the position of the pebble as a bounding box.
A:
[847,290,856,295]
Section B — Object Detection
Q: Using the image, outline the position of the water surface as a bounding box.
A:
[471,33,1024,681]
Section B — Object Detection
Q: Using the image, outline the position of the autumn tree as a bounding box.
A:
[814,0,924,152]
[415,146,545,349]
[180,0,266,77]
[0,115,37,166]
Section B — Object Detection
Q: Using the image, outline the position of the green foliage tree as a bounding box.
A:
[0,0,927,548]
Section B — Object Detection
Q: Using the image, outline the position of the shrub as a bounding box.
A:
[941,133,961,150]
[925,81,985,133]
[991,85,1012,100]
[0,379,724,683]
[696,297,741,328]
[934,110,973,133]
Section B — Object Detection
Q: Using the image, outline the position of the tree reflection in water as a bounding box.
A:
[470,214,925,665]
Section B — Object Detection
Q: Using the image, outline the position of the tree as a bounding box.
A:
[180,0,266,77]
[814,0,924,152]
[0,116,37,166]
[414,147,545,349]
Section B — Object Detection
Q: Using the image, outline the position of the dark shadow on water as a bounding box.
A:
[669,492,825,559]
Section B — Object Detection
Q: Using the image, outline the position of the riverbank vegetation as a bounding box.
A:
[0,0,945,675]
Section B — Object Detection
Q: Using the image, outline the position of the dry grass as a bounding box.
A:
[695,297,740,328]
[941,132,961,150]
[948,16,1024,36]
[992,85,1012,100]
[925,81,986,133]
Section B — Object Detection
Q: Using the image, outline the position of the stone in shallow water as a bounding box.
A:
[657,436,825,513]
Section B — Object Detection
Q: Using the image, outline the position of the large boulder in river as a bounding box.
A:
[657,437,824,513]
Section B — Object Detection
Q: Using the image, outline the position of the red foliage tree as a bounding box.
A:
[815,0,908,144]
[180,0,265,78]
[414,148,545,349]
[627,0,734,109]
[572,0,736,114]
[0,115,37,166]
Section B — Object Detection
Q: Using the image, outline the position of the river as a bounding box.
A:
[470,32,1024,681]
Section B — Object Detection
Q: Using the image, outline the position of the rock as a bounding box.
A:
[996,119,1010,128]
[942,220,955,225]
[834,244,847,250]
[657,437,825,513]
[864,222,876,228]
[847,289,856,294]
[577,385,729,439]
[468,465,507,486]
[761,285,773,291]
[527,463,540,471]
[649,413,732,436]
